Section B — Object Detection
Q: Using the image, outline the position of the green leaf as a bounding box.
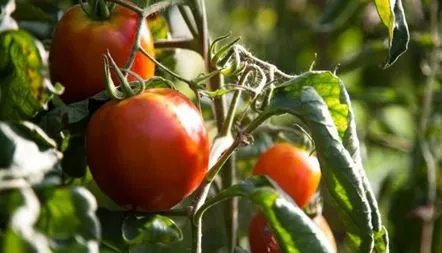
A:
[12,3,53,23]
[39,90,110,136]
[1,187,51,253]
[122,215,183,245]
[340,82,388,251]
[234,247,249,253]
[0,30,62,120]
[274,72,349,138]
[97,208,128,253]
[264,73,387,251]
[36,186,100,252]
[61,134,87,178]
[0,121,61,184]
[195,176,335,253]
[374,0,409,67]
[374,226,389,253]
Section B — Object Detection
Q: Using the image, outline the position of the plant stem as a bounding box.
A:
[220,66,254,136]
[222,156,238,252]
[154,38,198,51]
[133,207,193,217]
[106,0,143,14]
[178,5,198,38]
[139,47,192,84]
[419,0,439,252]
[188,0,233,252]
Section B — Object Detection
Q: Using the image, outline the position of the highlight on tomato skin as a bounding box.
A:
[85,88,209,212]
[252,143,321,208]
[49,3,156,103]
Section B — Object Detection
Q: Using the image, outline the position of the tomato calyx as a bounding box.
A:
[80,0,114,21]
[103,51,146,100]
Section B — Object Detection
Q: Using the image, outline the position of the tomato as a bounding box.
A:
[248,213,337,253]
[248,213,280,253]
[85,88,209,212]
[252,143,321,208]
[49,3,155,103]
[313,215,338,253]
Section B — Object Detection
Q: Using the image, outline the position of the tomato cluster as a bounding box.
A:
[49,1,334,250]
[249,143,336,252]
[50,2,209,212]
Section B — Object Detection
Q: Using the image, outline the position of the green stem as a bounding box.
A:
[123,9,146,79]
[220,65,254,136]
[133,207,193,217]
[154,38,198,51]
[139,47,192,85]
[222,157,238,252]
[178,5,198,38]
[106,0,143,14]
[107,52,136,96]
[87,0,112,20]
[236,45,295,80]
[190,0,227,129]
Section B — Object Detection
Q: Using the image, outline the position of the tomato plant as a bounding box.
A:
[3,0,434,252]
[252,143,321,208]
[49,1,155,103]
[86,88,209,211]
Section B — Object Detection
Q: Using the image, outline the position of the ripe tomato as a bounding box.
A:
[85,88,209,212]
[248,213,280,253]
[49,4,155,103]
[252,143,321,208]
[248,213,337,253]
[313,215,338,253]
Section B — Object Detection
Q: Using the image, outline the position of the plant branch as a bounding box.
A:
[154,38,198,51]
[106,0,143,14]
[178,5,198,38]
[139,46,192,84]
[187,0,232,252]
[133,206,193,217]
[220,67,250,136]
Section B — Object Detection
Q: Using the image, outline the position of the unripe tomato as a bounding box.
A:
[49,4,155,103]
[248,213,337,253]
[85,88,209,212]
[252,143,321,208]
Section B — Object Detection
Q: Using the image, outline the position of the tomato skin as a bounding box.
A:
[313,215,338,253]
[85,88,209,212]
[252,143,321,208]
[248,213,280,253]
[248,213,337,253]
[49,4,155,103]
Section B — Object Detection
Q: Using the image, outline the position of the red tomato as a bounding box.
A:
[248,213,337,253]
[252,143,321,208]
[85,88,209,211]
[248,213,280,253]
[49,4,155,103]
